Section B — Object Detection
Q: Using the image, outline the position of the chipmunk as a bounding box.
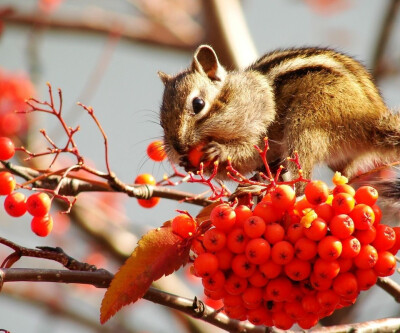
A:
[158,45,400,194]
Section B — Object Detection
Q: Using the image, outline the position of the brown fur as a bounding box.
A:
[159,45,400,191]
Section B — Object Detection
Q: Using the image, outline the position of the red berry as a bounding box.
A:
[259,260,282,279]
[294,237,317,261]
[271,240,294,265]
[234,205,252,228]
[354,186,378,206]
[26,192,51,217]
[243,216,266,238]
[318,236,342,261]
[215,248,233,270]
[137,197,160,208]
[374,251,396,277]
[354,244,378,269]
[332,272,358,298]
[264,222,285,244]
[253,200,283,224]
[245,238,271,265]
[284,257,311,281]
[372,224,396,251]
[355,268,378,290]
[340,236,361,258]
[31,214,53,237]
[314,203,334,223]
[134,173,156,185]
[171,214,196,238]
[231,254,256,278]
[304,180,329,205]
[202,270,225,291]
[313,258,340,280]
[224,274,248,295]
[331,192,355,214]
[0,137,15,160]
[265,276,293,302]
[332,183,355,196]
[270,185,296,210]
[4,191,27,217]
[147,140,166,162]
[210,204,236,232]
[350,204,375,230]
[227,228,248,254]
[0,171,16,195]
[303,217,327,241]
[194,253,219,277]
[329,214,354,239]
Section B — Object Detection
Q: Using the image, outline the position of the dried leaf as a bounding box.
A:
[100,221,192,324]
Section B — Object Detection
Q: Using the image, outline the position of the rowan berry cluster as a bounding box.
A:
[0,136,54,237]
[181,175,399,330]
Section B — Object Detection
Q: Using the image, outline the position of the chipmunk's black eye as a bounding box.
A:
[192,97,205,114]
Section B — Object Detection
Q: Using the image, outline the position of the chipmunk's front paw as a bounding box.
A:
[202,141,225,164]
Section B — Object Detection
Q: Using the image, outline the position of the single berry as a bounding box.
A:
[318,236,342,261]
[294,237,317,261]
[303,217,327,241]
[0,137,15,160]
[243,216,266,238]
[245,238,271,265]
[31,214,53,237]
[374,251,396,277]
[372,224,396,251]
[284,257,311,281]
[350,204,375,230]
[234,205,253,227]
[332,183,355,197]
[253,200,283,224]
[215,248,233,270]
[231,254,256,278]
[4,191,27,217]
[137,197,160,208]
[194,253,219,277]
[147,140,167,162]
[329,214,354,239]
[331,192,355,214]
[270,184,296,210]
[354,244,378,269]
[332,272,358,298]
[227,228,248,254]
[202,270,225,291]
[134,173,156,185]
[304,180,329,205]
[271,240,294,265]
[171,214,196,238]
[0,171,16,195]
[354,186,378,206]
[210,203,236,232]
[264,222,285,244]
[26,192,51,217]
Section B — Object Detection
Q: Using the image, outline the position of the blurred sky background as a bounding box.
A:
[0,1,399,332]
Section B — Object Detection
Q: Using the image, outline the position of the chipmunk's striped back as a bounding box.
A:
[250,47,384,108]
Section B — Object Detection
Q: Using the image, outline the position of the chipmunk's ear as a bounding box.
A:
[192,45,226,81]
[158,71,172,86]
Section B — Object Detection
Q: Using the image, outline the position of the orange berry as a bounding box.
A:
[303,217,327,241]
[314,203,334,223]
[264,222,285,244]
[234,205,252,228]
[0,137,15,160]
[253,200,283,224]
[372,224,396,251]
[374,251,396,277]
[26,192,51,217]
[31,214,53,237]
[147,140,167,162]
[340,236,361,258]
[329,214,354,239]
[355,268,378,290]
[317,235,342,261]
[313,258,340,280]
[284,257,311,281]
[194,253,219,277]
[332,183,355,196]
[331,192,355,215]
[210,203,236,232]
[270,184,296,210]
[134,173,156,185]
[243,216,266,238]
[203,228,226,251]
[294,237,317,261]
[245,238,271,265]
[227,228,248,254]
[137,197,160,208]
[0,171,16,195]
[171,214,196,238]
[354,185,378,206]
[354,244,378,269]
[4,191,27,217]
[304,180,329,205]
[271,240,294,265]
[332,272,358,298]
[350,204,375,230]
